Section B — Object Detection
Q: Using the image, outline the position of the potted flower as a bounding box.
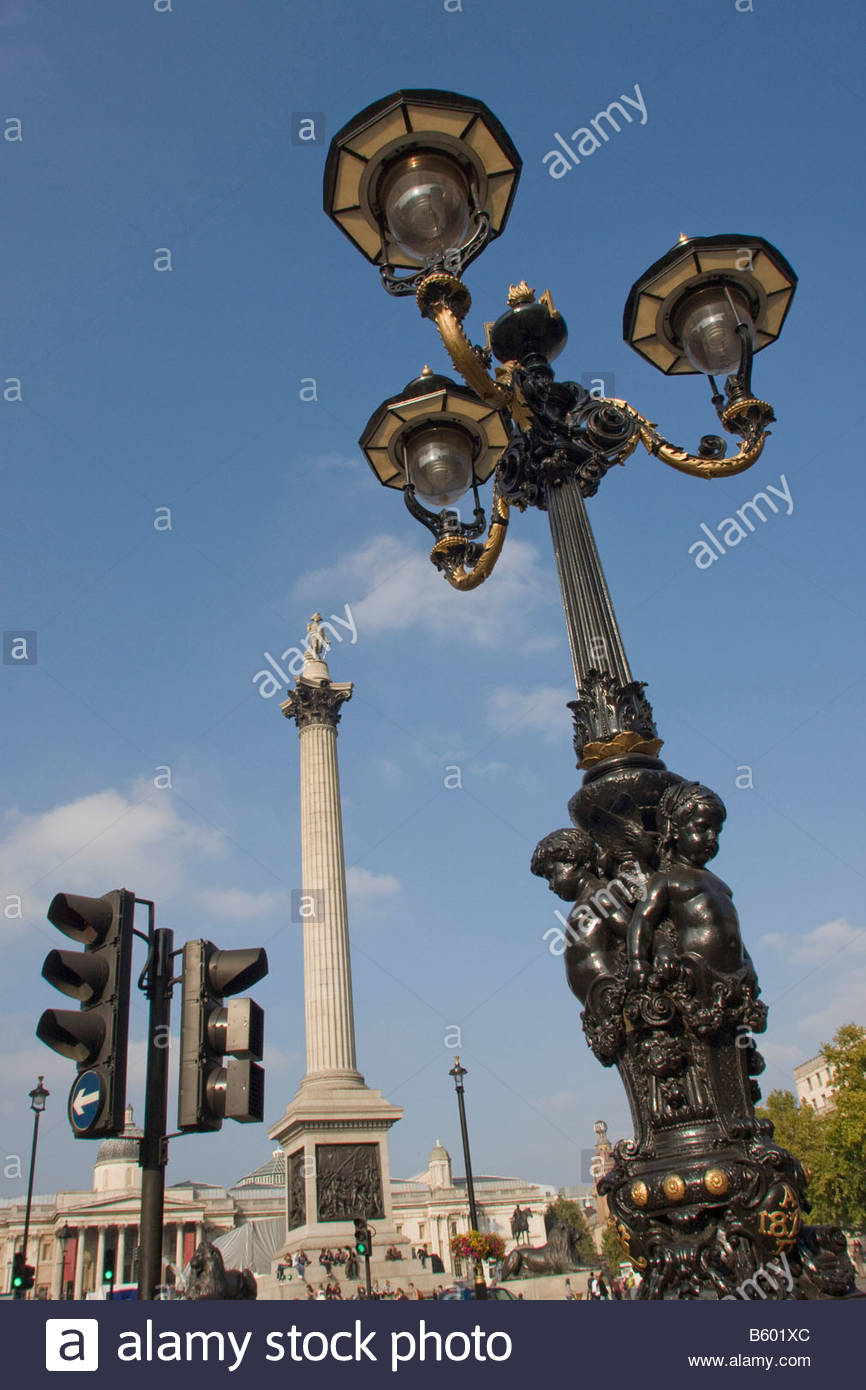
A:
[449,1231,506,1262]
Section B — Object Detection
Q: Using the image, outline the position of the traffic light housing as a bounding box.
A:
[354,1218,371,1257]
[178,940,268,1131]
[102,1247,115,1284]
[11,1251,34,1294]
[37,890,134,1138]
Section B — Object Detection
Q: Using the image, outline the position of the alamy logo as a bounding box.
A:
[45,1319,99,1372]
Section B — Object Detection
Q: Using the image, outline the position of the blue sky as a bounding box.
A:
[1,0,865,1202]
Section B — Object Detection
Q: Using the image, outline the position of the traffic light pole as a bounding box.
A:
[138,924,174,1302]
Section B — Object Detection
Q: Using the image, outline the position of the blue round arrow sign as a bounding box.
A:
[69,1071,104,1133]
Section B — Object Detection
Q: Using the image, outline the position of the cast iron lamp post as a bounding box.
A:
[449,1056,487,1299]
[55,1223,73,1299]
[16,1076,49,1297]
[323,88,856,1301]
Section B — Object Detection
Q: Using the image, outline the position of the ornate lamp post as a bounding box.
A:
[324,88,856,1300]
[449,1056,487,1299]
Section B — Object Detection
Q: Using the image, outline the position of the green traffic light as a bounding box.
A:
[11,1275,22,1288]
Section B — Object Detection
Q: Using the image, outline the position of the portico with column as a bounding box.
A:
[269,616,411,1276]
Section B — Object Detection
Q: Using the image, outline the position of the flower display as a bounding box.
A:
[449,1230,506,1261]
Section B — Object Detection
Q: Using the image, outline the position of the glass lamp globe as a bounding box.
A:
[405,425,475,507]
[674,284,755,376]
[379,152,472,262]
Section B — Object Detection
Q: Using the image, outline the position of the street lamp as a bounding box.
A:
[55,1224,73,1299]
[448,1056,487,1300]
[15,1076,49,1298]
[324,87,857,1301]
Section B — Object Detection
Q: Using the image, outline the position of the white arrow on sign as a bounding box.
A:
[72,1087,100,1116]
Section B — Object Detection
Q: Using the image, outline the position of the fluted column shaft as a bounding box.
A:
[546,475,632,690]
[297,714,358,1078]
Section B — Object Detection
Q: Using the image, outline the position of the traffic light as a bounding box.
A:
[178,940,268,1131]
[37,891,134,1138]
[102,1248,115,1284]
[354,1219,371,1258]
[11,1251,34,1294]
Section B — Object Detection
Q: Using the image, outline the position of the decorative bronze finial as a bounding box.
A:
[507,281,536,306]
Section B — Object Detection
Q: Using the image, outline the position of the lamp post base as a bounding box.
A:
[532,751,857,1301]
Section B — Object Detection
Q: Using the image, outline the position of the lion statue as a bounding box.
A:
[501,1222,582,1280]
[184,1241,257,1300]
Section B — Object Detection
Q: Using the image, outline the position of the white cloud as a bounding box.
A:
[293,532,550,646]
[487,685,573,740]
[196,888,288,921]
[758,917,866,1058]
[0,782,222,921]
[346,866,400,901]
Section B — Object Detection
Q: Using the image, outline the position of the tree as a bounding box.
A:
[757,1023,866,1231]
[544,1196,595,1264]
[820,1023,866,1230]
[601,1221,628,1275]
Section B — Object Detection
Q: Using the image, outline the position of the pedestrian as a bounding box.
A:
[852,1237,864,1276]
[418,1245,428,1269]
[564,1277,576,1301]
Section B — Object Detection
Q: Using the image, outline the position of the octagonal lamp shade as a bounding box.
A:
[623,234,797,376]
[324,89,522,273]
[359,367,510,508]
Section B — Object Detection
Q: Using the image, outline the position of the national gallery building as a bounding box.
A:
[0,1108,568,1298]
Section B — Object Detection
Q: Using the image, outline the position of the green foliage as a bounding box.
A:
[544,1196,595,1264]
[757,1023,866,1230]
[820,1023,866,1230]
[601,1221,627,1275]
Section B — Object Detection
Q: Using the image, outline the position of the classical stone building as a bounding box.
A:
[793,1052,836,1113]
[390,1140,553,1279]
[0,1108,235,1299]
[0,1127,557,1297]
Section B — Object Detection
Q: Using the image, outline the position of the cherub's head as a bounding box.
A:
[657,782,726,867]
[531,827,596,900]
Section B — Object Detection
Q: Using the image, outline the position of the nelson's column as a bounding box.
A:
[269,614,409,1271]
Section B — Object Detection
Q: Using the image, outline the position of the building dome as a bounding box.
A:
[95,1106,142,1163]
[233,1151,286,1189]
[93,1106,143,1191]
